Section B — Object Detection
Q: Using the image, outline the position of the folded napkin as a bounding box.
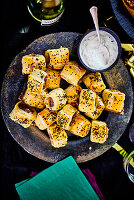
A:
[29,169,105,200]
[15,156,100,200]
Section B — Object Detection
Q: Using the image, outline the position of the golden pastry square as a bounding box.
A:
[22,54,46,74]
[90,120,109,143]
[65,85,82,106]
[22,89,45,109]
[78,89,96,113]
[102,89,125,113]
[45,69,61,89]
[69,112,91,137]
[57,104,77,130]
[45,47,69,70]
[27,76,43,94]
[47,123,68,148]
[83,72,106,93]
[9,101,37,128]
[35,108,57,130]
[85,96,105,119]
[27,69,47,94]
[61,61,86,86]
[46,88,67,111]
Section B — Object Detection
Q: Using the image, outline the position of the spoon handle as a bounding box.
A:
[90,6,100,43]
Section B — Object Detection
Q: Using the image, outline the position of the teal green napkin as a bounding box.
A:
[15,156,99,200]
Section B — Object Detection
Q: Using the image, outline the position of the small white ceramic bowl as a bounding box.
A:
[77,27,122,72]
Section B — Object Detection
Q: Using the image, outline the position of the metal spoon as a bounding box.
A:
[90,6,110,64]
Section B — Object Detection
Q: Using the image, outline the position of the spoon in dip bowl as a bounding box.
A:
[90,6,110,65]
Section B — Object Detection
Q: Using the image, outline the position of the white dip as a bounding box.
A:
[80,30,118,70]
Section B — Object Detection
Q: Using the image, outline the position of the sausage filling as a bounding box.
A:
[19,102,34,114]
[49,97,54,107]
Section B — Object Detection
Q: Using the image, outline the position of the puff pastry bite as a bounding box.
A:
[90,120,109,143]
[45,88,67,111]
[85,95,105,119]
[35,108,57,130]
[45,69,61,89]
[69,112,91,137]
[47,123,68,148]
[27,69,47,94]
[22,54,46,74]
[9,101,37,128]
[45,47,69,70]
[65,85,82,106]
[61,61,86,86]
[102,89,125,114]
[57,104,77,130]
[83,72,106,93]
[22,89,45,109]
[79,89,96,113]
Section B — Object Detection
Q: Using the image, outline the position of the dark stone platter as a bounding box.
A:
[1,32,133,163]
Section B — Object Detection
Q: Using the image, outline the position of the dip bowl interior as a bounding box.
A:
[77,27,122,72]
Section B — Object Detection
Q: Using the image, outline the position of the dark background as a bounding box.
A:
[0,0,134,199]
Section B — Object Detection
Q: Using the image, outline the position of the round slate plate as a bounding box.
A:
[1,32,133,163]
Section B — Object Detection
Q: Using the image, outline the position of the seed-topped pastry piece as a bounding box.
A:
[22,89,46,109]
[45,69,61,89]
[83,72,106,93]
[22,54,46,74]
[61,61,86,86]
[85,95,105,119]
[79,89,96,113]
[65,85,82,106]
[102,89,125,114]
[57,104,77,130]
[90,120,109,143]
[45,47,69,70]
[47,123,68,148]
[69,112,91,137]
[27,69,47,94]
[45,88,67,111]
[35,108,57,130]
[9,101,37,128]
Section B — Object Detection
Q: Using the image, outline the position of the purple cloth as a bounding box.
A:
[29,168,105,200]
[29,171,38,177]
[83,169,105,200]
